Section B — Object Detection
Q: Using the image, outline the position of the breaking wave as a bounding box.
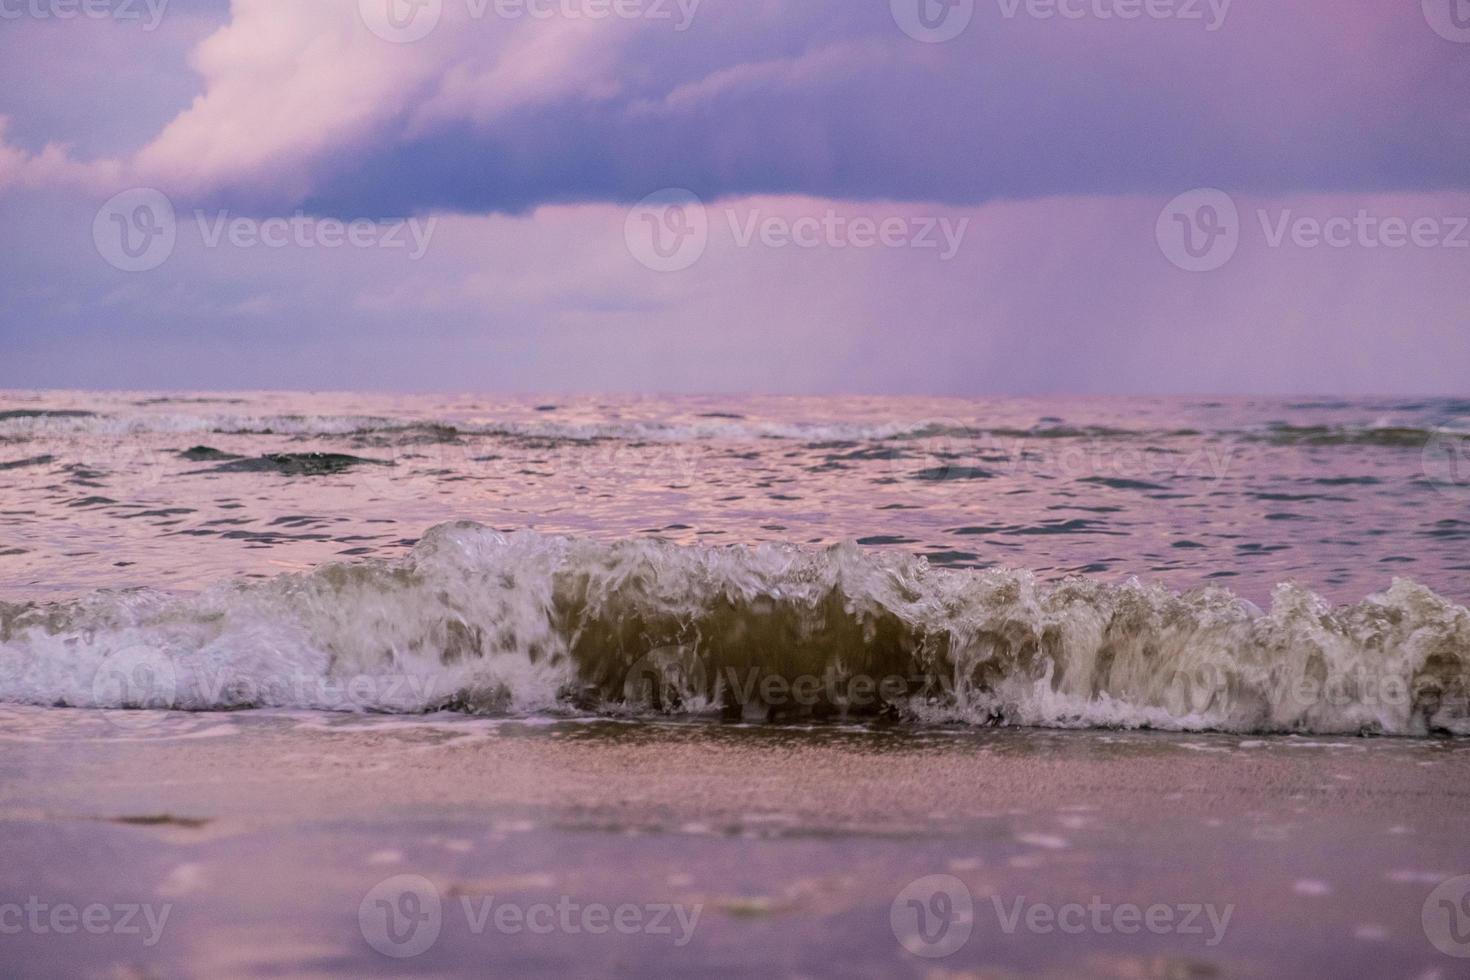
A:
[4,408,1464,451]
[1,522,1467,736]
[0,410,1176,444]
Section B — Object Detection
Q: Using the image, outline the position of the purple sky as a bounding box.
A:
[1,0,1467,394]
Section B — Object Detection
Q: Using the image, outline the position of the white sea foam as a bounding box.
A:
[0,410,975,443]
[4,407,1458,450]
[1,522,1466,735]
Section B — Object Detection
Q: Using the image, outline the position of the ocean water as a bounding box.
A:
[1,390,1467,736]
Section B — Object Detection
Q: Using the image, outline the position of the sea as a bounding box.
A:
[1,390,1467,737]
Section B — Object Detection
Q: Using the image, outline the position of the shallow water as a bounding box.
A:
[1,391,1468,735]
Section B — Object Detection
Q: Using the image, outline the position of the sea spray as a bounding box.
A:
[2,522,1466,735]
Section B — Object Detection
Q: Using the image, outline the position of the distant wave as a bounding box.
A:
[1249,423,1466,448]
[0,411,1155,443]
[1,523,1466,736]
[3,409,1463,449]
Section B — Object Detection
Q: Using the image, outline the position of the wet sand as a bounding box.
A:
[1,706,1467,978]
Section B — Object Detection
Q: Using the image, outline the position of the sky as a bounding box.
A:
[0,0,1467,395]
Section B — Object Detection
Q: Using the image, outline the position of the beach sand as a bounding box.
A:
[1,706,1467,978]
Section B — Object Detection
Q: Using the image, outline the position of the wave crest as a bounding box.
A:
[1,522,1466,735]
